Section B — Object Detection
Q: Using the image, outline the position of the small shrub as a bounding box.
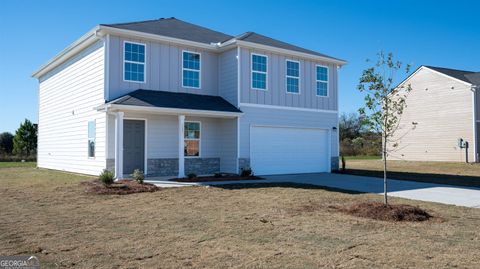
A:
[132,169,145,184]
[214,173,222,178]
[240,167,252,177]
[187,172,197,179]
[341,156,346,171]
[99,169,114,185]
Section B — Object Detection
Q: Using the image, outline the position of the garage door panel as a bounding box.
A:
[250,126,329,175]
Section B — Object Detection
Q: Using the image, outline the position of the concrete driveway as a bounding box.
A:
[147,173,480,208]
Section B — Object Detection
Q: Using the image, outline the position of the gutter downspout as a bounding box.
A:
[472,85,478,162]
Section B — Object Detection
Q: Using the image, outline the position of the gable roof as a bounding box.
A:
[424,66,478,84]
[101,17,233,44]
[107,89,242,113]
[229,32,344,62]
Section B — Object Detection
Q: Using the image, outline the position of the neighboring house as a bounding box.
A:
[32,18,346,178]
[389,66,480,162]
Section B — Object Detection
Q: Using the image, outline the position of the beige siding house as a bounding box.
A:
[389,66,479,163]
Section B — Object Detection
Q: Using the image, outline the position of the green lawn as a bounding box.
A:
[0,162,36,168]
[1,165,480,268]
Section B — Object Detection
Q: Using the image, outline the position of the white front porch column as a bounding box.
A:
[114,111,124,179]
[178,115,186,178]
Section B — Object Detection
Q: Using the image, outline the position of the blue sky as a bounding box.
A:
[1,0,479,133]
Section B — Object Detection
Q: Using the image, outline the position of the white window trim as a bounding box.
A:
[286,59,300,94]
[87,120,96,159]
[315,64,329,97]
[251,53,268,91]
[184,121,201,158]
[182,50,202,89]
[123,41,146,83]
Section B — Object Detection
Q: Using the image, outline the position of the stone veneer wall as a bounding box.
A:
[238,158,250,173]
[185,158,220,175]
[106,158,115,173]
[147,158,220,176]
[147,158,179,177]
[331,157,339,171]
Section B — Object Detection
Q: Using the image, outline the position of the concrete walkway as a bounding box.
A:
[146,173,480,208]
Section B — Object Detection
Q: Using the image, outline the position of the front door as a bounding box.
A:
[123,119,145,175]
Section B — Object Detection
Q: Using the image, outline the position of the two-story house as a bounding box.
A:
[32,18,346,178]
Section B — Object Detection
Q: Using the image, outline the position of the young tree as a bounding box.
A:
[357,52,412,206]
[13,119,38,157]
[0,132,14,155]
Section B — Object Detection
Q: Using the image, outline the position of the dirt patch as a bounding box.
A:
[171,175,263,182]
[82,179,159,195]
[338,201,432,222]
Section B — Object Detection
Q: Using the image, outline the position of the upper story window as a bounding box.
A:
[316,65,329,97]
[124,42,145,83]
[251,54,267,90]
[88,120,95,158]
[182,51,201,88]
[286,60,300,94]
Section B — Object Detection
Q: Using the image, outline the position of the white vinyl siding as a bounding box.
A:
[38,40,106,175]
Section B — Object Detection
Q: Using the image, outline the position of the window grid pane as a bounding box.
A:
[252,55,267,72]
[88,121,95,157]
[316,66,328,81]
[124,42,145,82]
[287,77,299,93]
[183,52,200,70]
[252,72,266,89]
[286,61,299,77]
[317,81,328,96]
[184,122,200,157]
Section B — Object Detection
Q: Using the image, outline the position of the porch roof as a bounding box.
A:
[100,89,242,118]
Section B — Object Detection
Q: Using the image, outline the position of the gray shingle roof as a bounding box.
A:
[101,17,344,62]
[102,17,233,44]
[232,32,344,61]
[108,89,242,113]
[425,66,478,84]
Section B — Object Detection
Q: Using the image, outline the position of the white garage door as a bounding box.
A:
[250,126,330,175]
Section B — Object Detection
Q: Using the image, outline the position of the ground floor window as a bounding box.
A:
[88,120,95,158]
[184,121,200,157]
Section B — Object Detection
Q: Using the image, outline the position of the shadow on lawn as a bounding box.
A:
[342,169,480,188]
[212,182,362,195]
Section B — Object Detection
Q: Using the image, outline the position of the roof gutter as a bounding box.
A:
[97,103,243,118]
[32,26,102,79]
[98,25,219,51]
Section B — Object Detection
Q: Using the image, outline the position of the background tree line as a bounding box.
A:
[0,119,37,161]
[339,112,381,156]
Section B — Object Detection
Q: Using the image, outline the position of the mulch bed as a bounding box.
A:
[337,201,432,222]
[82,179,159,195]
[172,175,263,182]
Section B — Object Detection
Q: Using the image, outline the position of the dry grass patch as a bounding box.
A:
[1,167,480,268]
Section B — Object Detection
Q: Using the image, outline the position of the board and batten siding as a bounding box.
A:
[238,47,338,111]
[107,35,219,101]
[238,106,339,159]
[218,48,238,106]
[388,68,475,162]
[38,40,106,175]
